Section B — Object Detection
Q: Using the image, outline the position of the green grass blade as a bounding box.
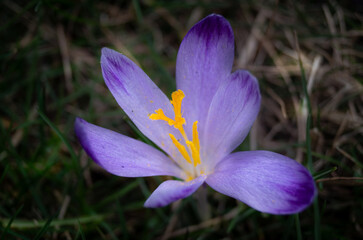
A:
[75,220,86,240]
[132,0,143,25]
[33,217,53,240]
[96,180,139,208]
[0,205,23,240]
[314,167,338,180]
[296,35,320,240]
[314,198,321,240]
[0,215,105,230]
[0,164,9,185]
[295,214,302,240]
[37,109,79,170]
[117,201,129,240]
[227,208,255,233]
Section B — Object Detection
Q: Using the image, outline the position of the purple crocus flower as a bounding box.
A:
[75,14,316,214]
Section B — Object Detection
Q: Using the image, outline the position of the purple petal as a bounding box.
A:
[202,70,260,169]
[206,151,316,214]
[176,14,234,137]
[75,117,182,178]
[101,48,180,157]
[144,175,206,208]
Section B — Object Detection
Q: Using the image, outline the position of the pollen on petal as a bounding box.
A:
[186,175,194,182]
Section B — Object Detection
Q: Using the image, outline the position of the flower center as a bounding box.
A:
[149,90,202,180]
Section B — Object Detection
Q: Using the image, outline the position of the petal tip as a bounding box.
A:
[144,199,162,208]
[277,180,317,214]
[74,117,86,136]
[266,165,317,214]
[100,47,126,68]
[184,13,234,46]
[207,151,317,215]
[75,116,85,124]
[204,13,229,25]
[101,47,115,57]
[101,47,116,64]
[204,13,224,20]
[232,70,261,105]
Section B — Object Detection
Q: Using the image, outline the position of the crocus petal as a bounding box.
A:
[202,70,260,170]
[75,117,182,178]
[206,151,316,215]
[101,48,180,157]
[176,14,234,137]
[144,175,207,208]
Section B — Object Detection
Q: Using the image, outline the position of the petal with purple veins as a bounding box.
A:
[75,117,182,178]
[206,151,316,214]
[176,14,234,137]
[101,47,181,157]
[202,70,261,169]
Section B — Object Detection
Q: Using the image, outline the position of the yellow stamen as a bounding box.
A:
[149,89,202,178]
[178,126,188,144]
[192,121,200,152]
[149,109,175,126]
[169,134,191,164]
[170,90,186,129]
[186,141,201,167]
[171,90,184,119]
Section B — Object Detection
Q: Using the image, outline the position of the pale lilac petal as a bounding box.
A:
[101,48,181,157]
[75,117,182,178]
[206,151,316,214]
[176,14,234,137]
[202,70,260,169]
[144,175,207,208]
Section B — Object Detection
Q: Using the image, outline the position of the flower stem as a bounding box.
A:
[195,184,211,221]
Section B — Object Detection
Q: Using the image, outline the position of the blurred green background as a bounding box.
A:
[1,0,363,239]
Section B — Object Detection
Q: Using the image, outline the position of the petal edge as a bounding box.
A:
[202,70,261,170]
[101,48,180,158]
[75,117,182,178]
[206,151,316,214]
[176,14,235,137]
[144,175,206,208]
